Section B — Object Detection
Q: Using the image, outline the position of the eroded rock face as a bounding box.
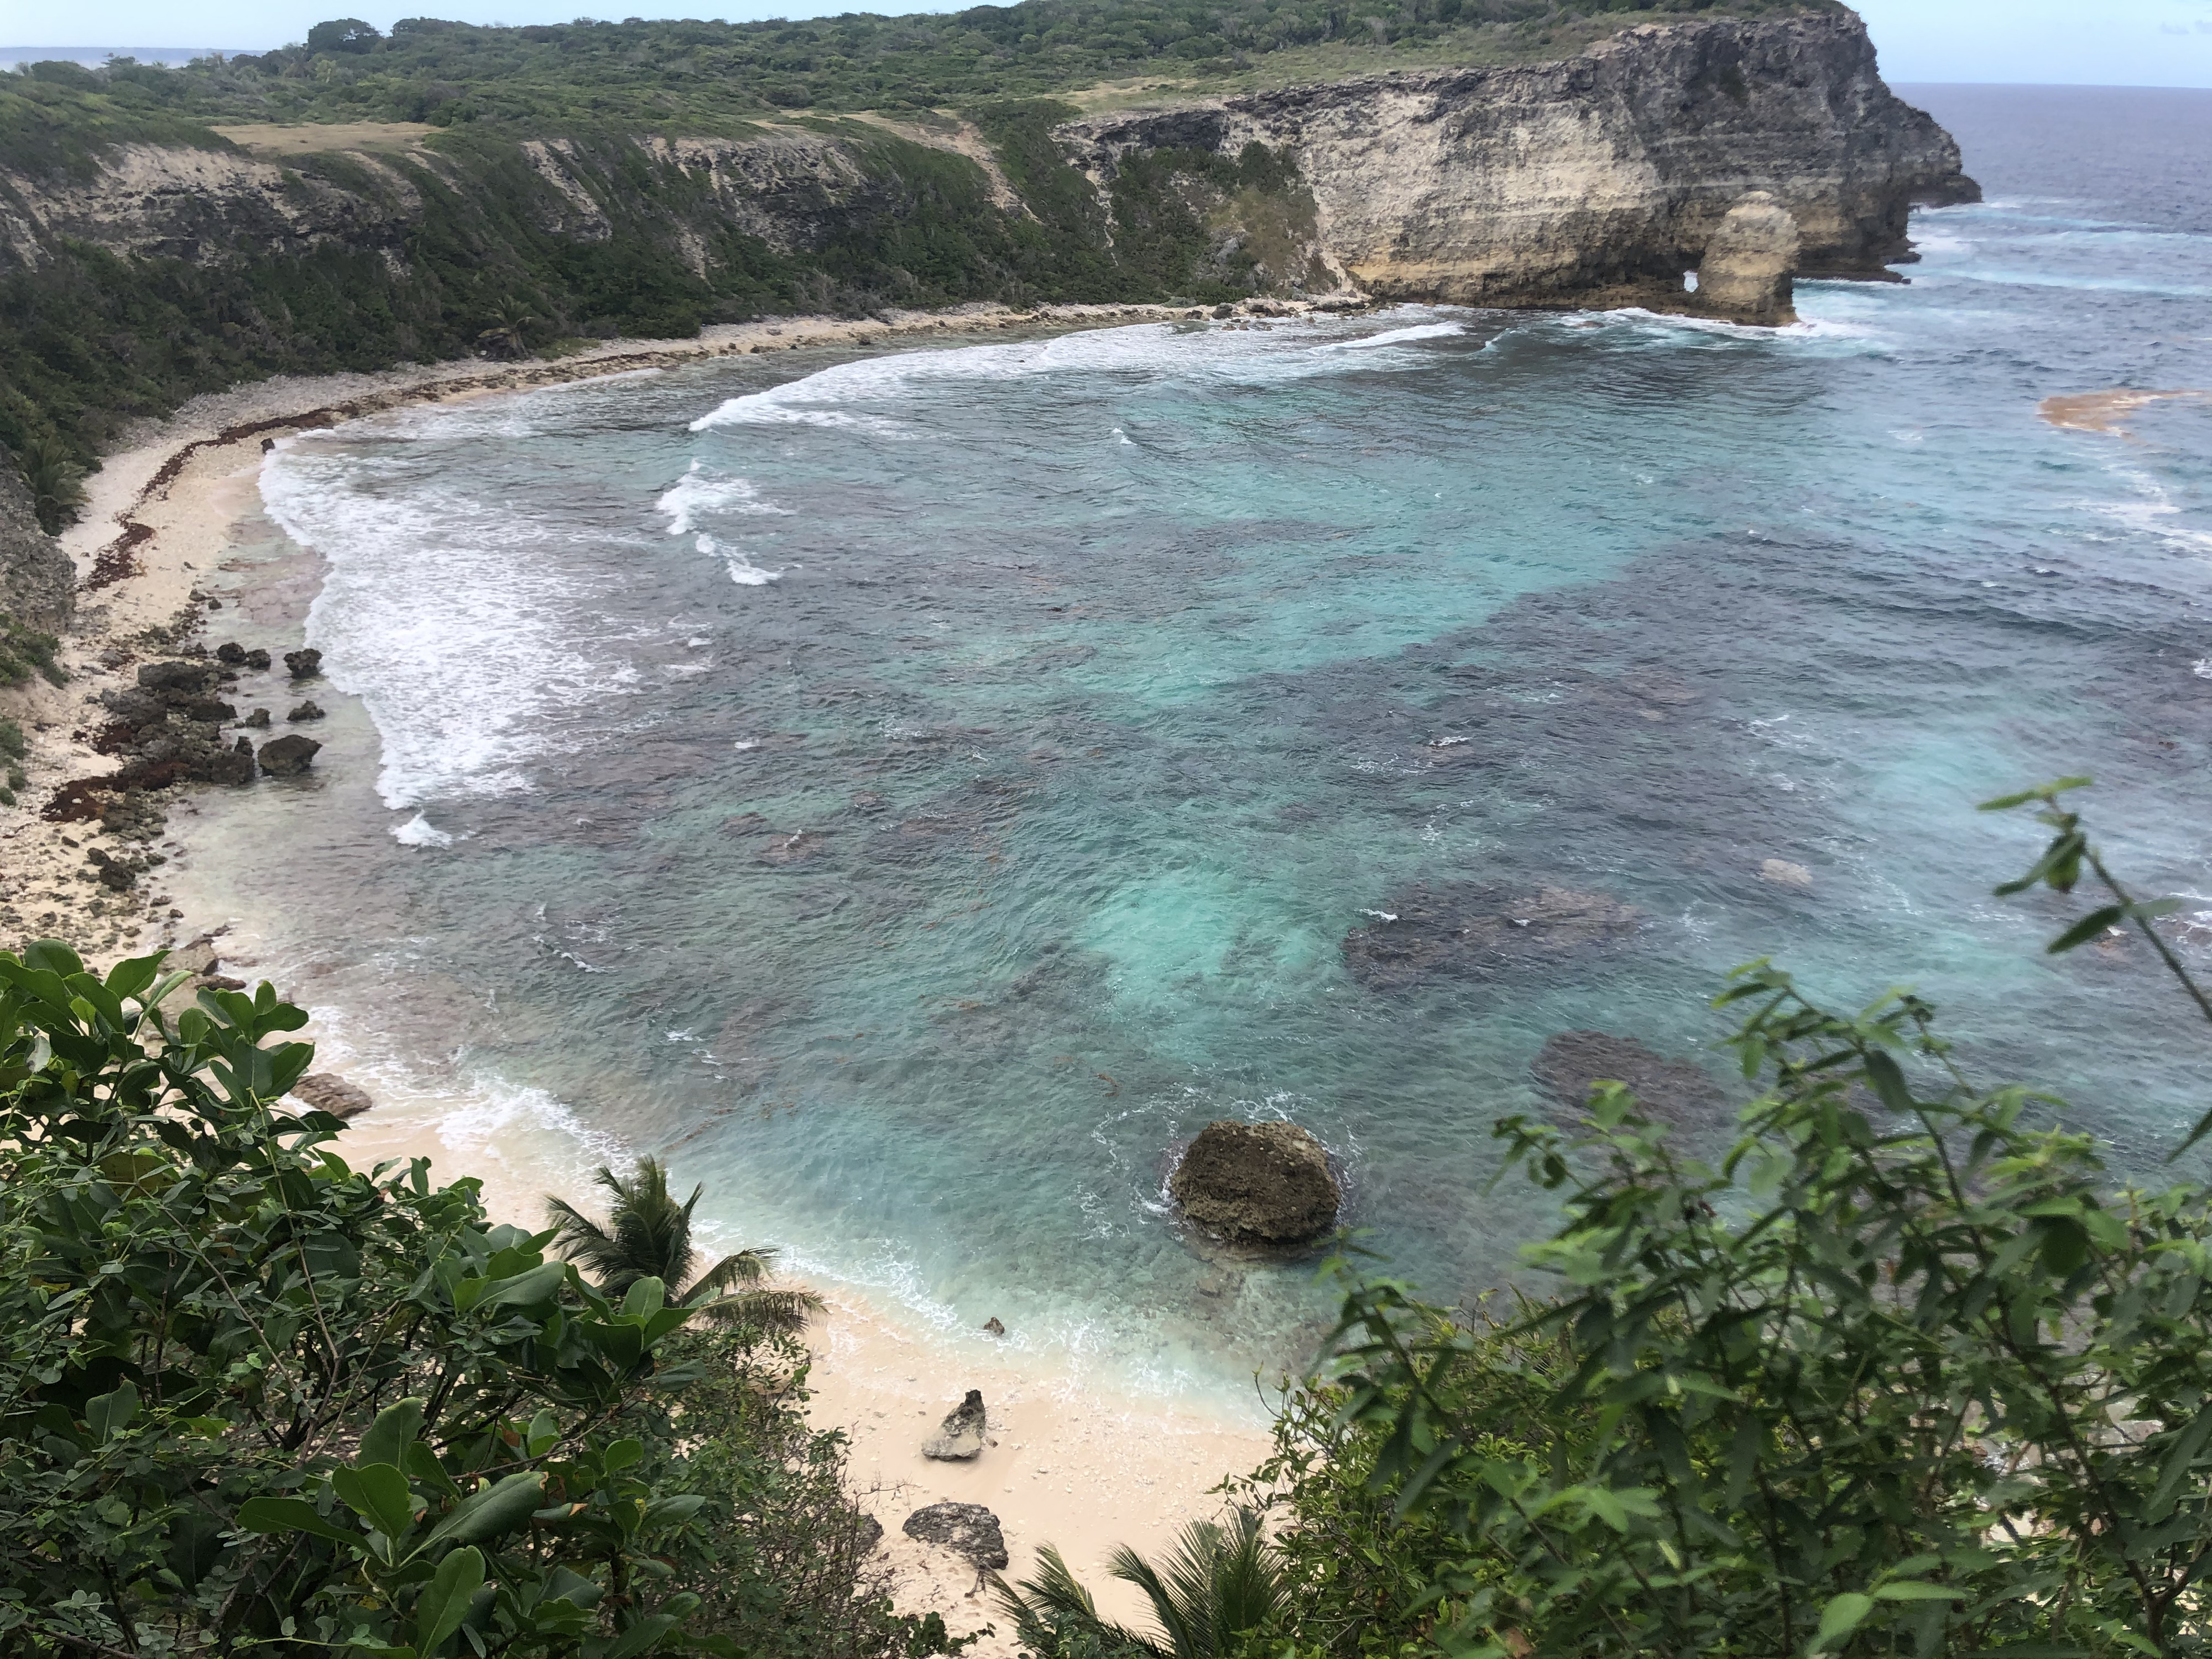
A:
[1695,191,1800,324]
[1171,1120,1340,1248]
[921,1390,988,1461]
[1057,12,1975,311]
[1532,1032,1727,1126]
[901,1502,1008,1570]
[0,458,71,633]
[1343,884,1641,990]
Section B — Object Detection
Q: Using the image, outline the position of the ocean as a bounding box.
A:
[177,84,2212,1409]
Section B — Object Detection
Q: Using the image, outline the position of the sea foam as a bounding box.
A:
[262,434,646,811]
[656,460,792,534]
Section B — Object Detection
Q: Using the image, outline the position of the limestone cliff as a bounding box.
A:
[1055,12,1974,316]
[0,8,1975,467]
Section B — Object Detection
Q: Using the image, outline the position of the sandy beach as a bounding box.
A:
[0,298,1309,1651]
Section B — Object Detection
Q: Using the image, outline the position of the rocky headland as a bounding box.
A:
[0,9,1975,403]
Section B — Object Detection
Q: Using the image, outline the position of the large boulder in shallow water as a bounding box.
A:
[921,1390,988,1460]
[257,733,321,777]
[1171,1120,1340,1249]
[1343,883,1641,990]
[1533,1032,1727,1127]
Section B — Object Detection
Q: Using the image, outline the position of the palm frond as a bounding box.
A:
[544,1191,630,1282]
[689,1246,775,1296]
[994,1545,1162,1659]
[1103,1509,1284,1659]
[686,1285,824,1335]
[549,1158,806,1322]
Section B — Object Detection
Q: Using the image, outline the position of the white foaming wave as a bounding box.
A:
[655,460,793,534]
[262,446,644,810]
[696,532,784,586]
[2077,460,2212,556]
[434,1073,633,1180]
[1322,320,1467,351]
[686,309,1472,433]
[1934,268,2212,299]
[392,812,456,847]
[1592,305,1881,346]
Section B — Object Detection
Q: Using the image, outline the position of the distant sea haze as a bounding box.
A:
[173,84,2212,1408]
[0,48,249,66]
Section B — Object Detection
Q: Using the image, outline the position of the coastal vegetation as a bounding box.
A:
[0,944,968,1658]
[20,1,1837,129]
[11,752,2212,1659]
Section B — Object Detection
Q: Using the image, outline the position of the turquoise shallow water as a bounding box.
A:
[192,87,2212,1404]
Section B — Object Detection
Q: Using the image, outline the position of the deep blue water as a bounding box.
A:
[189,85,2212,1404]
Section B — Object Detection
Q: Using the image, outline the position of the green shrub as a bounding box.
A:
[0,940,966,1658]
[0,615,64,686]
[1312,782,2212,1657]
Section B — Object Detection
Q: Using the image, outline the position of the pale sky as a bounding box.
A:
[4,0,2209,87]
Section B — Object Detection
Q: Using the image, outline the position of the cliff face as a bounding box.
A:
[1057,12,1975,312]
[0,11,1975,469]
[0,461,71,635]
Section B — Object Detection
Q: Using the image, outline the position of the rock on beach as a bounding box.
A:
[901,1501,1008,1571]
[922,1390,988,1460]
[293,1073,375,1120]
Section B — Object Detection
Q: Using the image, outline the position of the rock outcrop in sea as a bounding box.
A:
[1695,191,1802,324]
[1532,1031,1729,1127]
[1171,1120,1341,1249]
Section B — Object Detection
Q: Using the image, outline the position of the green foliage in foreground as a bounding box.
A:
[1013,783,2212,1659]
[0,942,963,1658]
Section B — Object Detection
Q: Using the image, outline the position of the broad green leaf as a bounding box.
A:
[104,951,165,1003]
[1862,1050,1916,1117]
[1871,1582,1964,1601]
[237,1496,363,1550]
[2045,905,2125,955]
[333,1463,418,1546]
[1813,1592,1872,1652]
[602,1438,644,1474]
[360,1398,426,1472]
[22,940,85,977]
[411,1545,484,1656]
[2148,1402,2212,1519]
[476,1260,566,1312]
[421,1472,546,1551]
[598,1613,679,1659]
[85,1379,139,1441]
